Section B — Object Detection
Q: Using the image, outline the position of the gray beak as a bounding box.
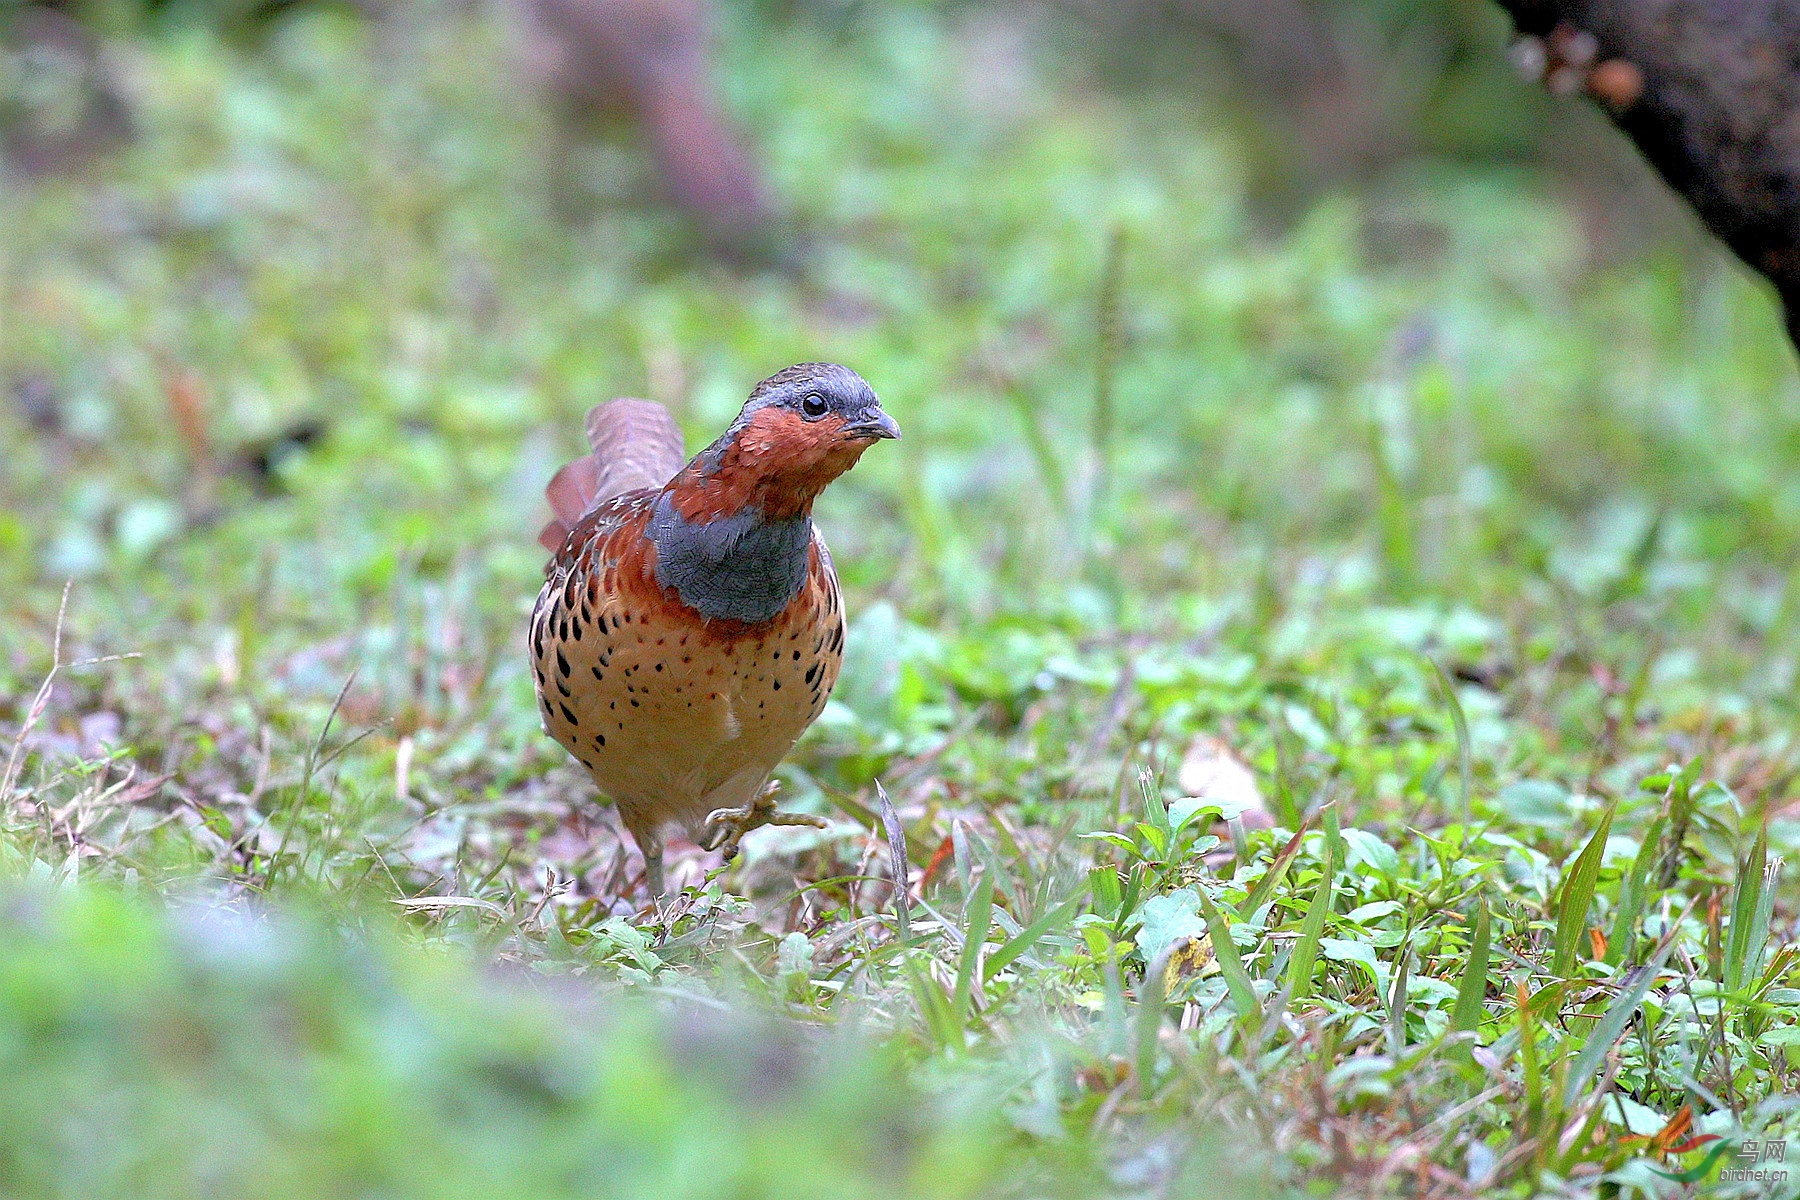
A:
[845,406,901,441]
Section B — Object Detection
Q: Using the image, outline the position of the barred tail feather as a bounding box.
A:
[538,397,686,552]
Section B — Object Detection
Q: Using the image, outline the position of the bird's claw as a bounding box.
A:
[701,783,828,860]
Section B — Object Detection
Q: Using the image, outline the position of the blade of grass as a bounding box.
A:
[1516,982,1546,1138]
[1090,224,1125,521]
[1606,813,1663,967]
[1323,802,1346,876]
[1286,834,1335,1001]
[1197,890,1260,1024]
[1241,810,1319,916]
[1090,865,1122,920]
[1552,800,1616,978]
[951,874,995,1027]
[265,668,358,888]
[1561,899,1691,1109]
[1452,899,1491,1034]
[1723,824,1773,992]
[876,781,912,944]
[822,785,934,862]
[983,888,1088,985]
[989,352,1070,518]
[1102,953,1129,1059]
[1425,656,1473,824]
[1136,945,1169,1091]
[1654,760,1703,890]
[1110,864,1146,940]
[904,953,960,1051]
[1387,940,1414,1058]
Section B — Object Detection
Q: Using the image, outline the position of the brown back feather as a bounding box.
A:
[538,398,687,552]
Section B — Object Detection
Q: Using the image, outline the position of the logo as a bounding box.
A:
[1649,1142,1731,1184]
[1650,1137,1789,1186]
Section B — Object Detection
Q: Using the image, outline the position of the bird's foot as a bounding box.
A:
[700,781,828,861]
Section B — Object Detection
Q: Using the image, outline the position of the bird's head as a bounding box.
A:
[668,362,899,522]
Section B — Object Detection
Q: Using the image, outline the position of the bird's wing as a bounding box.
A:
[538,398,686,553]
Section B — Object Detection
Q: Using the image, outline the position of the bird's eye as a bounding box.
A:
[800,393,829,418]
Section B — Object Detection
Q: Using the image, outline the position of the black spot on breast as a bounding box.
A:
[805,664,819,684]
[654,663,663,672]
[792,650,801,661]
[559,702,578,725]
[594,732,606,748]
[593,666,605,680]
[556,650,571,678]
[772,679,781,691]
[557,678,571,699]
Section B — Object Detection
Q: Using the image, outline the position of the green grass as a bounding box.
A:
[1,3,1799,1196]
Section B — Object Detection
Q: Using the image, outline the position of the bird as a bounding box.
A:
[529,363,899,897]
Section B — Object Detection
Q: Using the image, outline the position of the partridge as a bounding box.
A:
[530,363,899,896]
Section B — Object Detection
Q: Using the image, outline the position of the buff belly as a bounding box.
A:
[531,577,843,834]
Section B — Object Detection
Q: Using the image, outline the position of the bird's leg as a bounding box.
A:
[700,780,828,861]
[642,832,665,899]
[622,814,666,900]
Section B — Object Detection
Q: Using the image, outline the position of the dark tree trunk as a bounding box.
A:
[1495,0,1800,347]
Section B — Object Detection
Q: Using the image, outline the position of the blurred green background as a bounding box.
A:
[0,1,1796,1196]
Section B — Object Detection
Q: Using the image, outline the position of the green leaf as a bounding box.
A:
[1286,838,1335,1001]
[951,874,995,1026]
[1135,889,1206,962]
[1386,941,1413,1058]
[1551,801,1616,978]
[1090,865,1122,918]
[1451,899,1491,1033]
[1606,815,1663,967]
[1197,890,1260,1023]
[1338,828,1399,876]
[1242,812,1318,917]
[1319,938,1382,991]
[1724,824,1774,993]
